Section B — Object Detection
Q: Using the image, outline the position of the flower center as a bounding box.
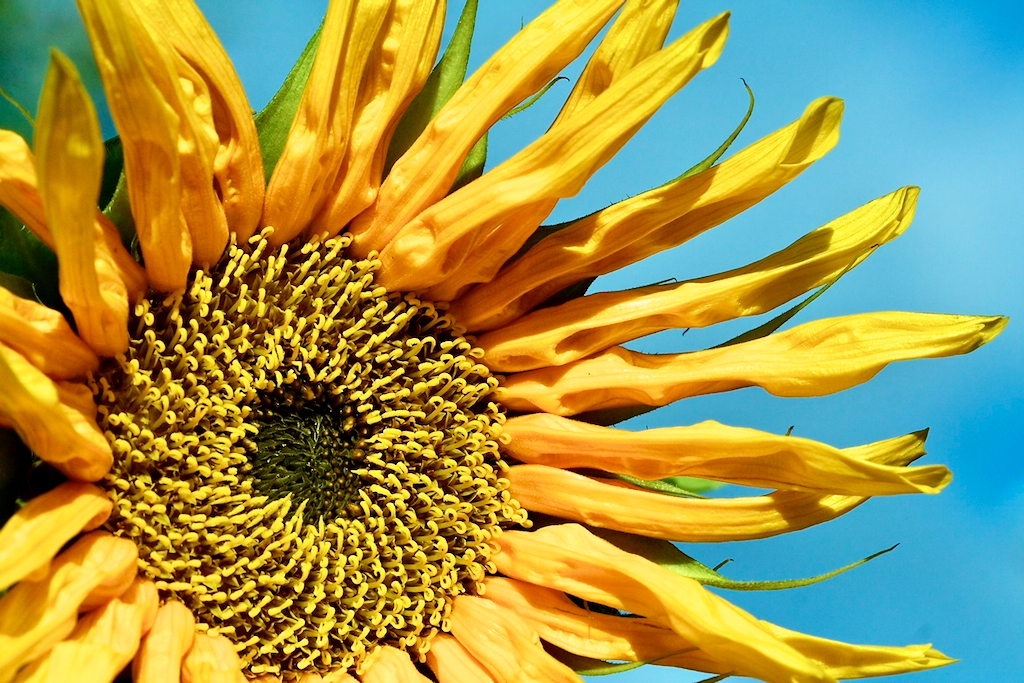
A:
[88,231,526,678]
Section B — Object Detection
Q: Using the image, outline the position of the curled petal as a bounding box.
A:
[132,600,195,683]
[362,646,431,683]
[503,413,950,495]
[180,632,246,683]
[497,313,1007,416]
[0,482,112,592]
[425,634,496,683]
[451,96,844,332]
[0,287,99,380]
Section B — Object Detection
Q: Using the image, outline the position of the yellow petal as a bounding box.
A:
[493,524,833,683]
[378,13,730,298]
[180,632,246,683]
[0,531,137,679]
[0,287,99,380]
[14,579,158,683]
[449,595,583,683]
[132,600,196,683]
[308,0,446,239]
[451,96,844,332]
[503,413,949,495]
[362,646,431,683]
[76,0,193,290]
[425,634,497,683]
[0,482,111,592]
[126,0,264,242]
[0,343,112,481]
[497,313,1007,416]
[261,0,392,245]
[348,0,629,254]
[0,131,147,302]
[35,49,131,356]
[481,187,919,371]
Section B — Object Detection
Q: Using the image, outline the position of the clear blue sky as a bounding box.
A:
[2,1,1021,681]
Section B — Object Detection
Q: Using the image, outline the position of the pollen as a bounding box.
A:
[87,230,527,678]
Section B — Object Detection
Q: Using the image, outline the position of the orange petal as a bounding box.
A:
[451,96,844,332]
[0,343,112,481]
[261,0,392,245]
[502,413,949,495]
[348,0,628,254]
[379,13,730,298]
[15,578,158,683]
[361,646,431,683]
[493,524,832,683]
[180,632,246,683]
[132,600,196,683]
[308,0,446,239]
[0,287,99,380]
[449,595,583,683]
[497,313,1007,416]
[480,187,920,371]
[0,482,111,592]
[125,0,264,243]
[425,634,497,683]
[0,531,137,676]
[75,0,193,290]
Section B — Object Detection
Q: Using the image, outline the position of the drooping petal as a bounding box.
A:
[180,633,246,683]
[451,96,844,332]
[0,286,99,380]
[0,343,112,481]
[377,13,730,298]
[502,413,949,495]
[493,524,833,683]
[480,187,920,371]
[308,0,446,239]
[132,600,195,683]
[348,0,629,254]
[75,0,194,290]
[425,634,497,683]
[261,0,392,244]
[125,0,265,242]
[497,313,1007,416]
[13,579,158,683]
[361,646,431,683]
[34,49,130,356]
[0,482,112,592]
[0,531,137,679]
[449,594,583,683]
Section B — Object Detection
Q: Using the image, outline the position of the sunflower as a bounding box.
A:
[0,0,1006,682]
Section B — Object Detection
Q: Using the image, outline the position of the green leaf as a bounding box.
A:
[384,0,479,176]
[593,528,898,591]
[674,79,754,182]
[613,474,709,499]
[0,207,61,310]
[254,19,324,182]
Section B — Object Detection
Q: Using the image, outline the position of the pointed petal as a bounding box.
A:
[362,646,431,683]
[308,0,446,239]
[503,413,949,495]
[493,524,833,683]
[481,187,920,371]
[0,343,112,481]
[425,634,497,683]
[497,313,1007,416]
[132,600,195,683]
[261,0,392,245]
[14,579,158,683]
[180,633,246,683]
[0,286,99,380]
[449,595,583,683]
[378,14,730,297]
[0,531,137,677]
[451,97,844,332]
[0,482,111,592]
[126,0,265,242]
[348,0,629,254]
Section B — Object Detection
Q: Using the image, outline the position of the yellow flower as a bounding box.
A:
[0,0,1005,682]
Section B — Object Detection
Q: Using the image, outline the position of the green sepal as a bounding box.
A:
[0,429,31,529]
[500,76,569,121]
[673,79,754,182]
[0,207,61,310]
[0,272,37,300]
[384,0,479,177]
[593,528,898,591]
[665,475,724,494]
[101,171,136,249]
[553,644,697,677]
[99,135,123,210]
[451,130,487,192]
[254,19,324,182]
[574,403,656,427]
[0,83,35,129]
[613,474,709,499]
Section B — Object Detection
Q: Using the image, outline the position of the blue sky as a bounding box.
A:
[2,1,1021,681]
